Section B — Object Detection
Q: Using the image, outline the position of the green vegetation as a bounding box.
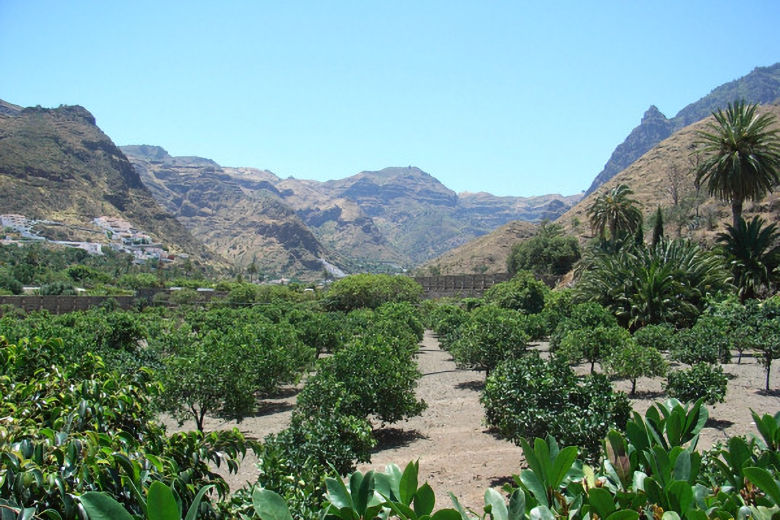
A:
[323,273,422,311]
[717,216,780,301]
[482,354,631,460]
[694,101,779,228]
[449,305,529,376]
[507,222,581,282]
[586,184,643,242]
[482,270,548,314]
[666,363,728,404]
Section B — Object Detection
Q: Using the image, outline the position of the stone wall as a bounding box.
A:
[413,273,511,299]
[0,295,136,314]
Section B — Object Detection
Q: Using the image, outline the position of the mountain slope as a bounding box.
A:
[586,63,780,195]
[121,146,336,280]
[0,104,216,263]
[418,220,538,276]
[558,103,780,242]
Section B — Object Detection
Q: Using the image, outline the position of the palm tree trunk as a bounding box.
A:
[731,199,743,229]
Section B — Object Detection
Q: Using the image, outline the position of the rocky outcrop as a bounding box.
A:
[585,63,780,195]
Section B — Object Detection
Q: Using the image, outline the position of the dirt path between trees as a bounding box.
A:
[168,330,779,512]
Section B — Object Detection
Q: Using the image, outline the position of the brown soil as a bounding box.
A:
[166,331,779,511]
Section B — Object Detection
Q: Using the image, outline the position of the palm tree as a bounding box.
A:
[717,216,780,301]
[586,184,643,242]
[694,101,780,229]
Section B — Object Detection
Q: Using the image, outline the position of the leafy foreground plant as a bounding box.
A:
[249,404,780,520]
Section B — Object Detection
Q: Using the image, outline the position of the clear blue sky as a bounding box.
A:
[1,2,778,196]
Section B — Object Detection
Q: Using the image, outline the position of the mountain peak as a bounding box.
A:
[642,105,667,122]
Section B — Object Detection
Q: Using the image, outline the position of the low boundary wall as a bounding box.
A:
[413,274,511,299]
[0,295,136,314]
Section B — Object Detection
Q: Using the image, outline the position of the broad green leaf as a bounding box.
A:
[672,450,691,482]
[519,469,548,508]
[400,461,420,506]
[326,477,354,510]
[744,467,780,505]
[661,512,680,520]
[666,410,683,447]
[534,438,553,484]
[551,446,578,488]
[529,505,555,520]
[508,489,526,520]
[485,488,508,520]
[184,484,215,520]
[588,488,616,519]
[252,488,294,520]
[355,471,375,515]
[605,510,639,520]
[350,471,365,508]
[666,481,694,514]
[448,492,473,520]
[79,492,134,520]
[385,499,417,520]
[148,481,180,520]
[520,438,543,484]
[431,509,463,520]
[414,483,435,517]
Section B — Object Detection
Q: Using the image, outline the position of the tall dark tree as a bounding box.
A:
[652,206,664,246]
[694,101,780,228]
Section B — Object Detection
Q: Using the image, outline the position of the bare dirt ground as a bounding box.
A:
[166,330,779,511]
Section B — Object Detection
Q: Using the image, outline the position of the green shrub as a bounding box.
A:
[300,336,426,425]
[449,305,529,376]
[482,270,548,314]
[507,222,581,280]
[482,355,630,460]
[550,301,617,350]
[671,314,731,364]
[633,323,676,351]
[556,325,631,373]
[666,363,727,404]
[603,340,667,395]
[539,288,575,336]
[324,274,422,311]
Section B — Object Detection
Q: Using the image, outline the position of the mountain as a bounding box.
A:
[0,103,217,264]
[558,103,780,242]
[585,63,780,195]
[276,166,580,266]
[121,145,336,280]
[418,220,538,276]
[122,149,581,273]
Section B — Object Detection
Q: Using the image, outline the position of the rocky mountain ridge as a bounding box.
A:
[586,63,780,195]
[122,146,581,273]
[0,104,217,266]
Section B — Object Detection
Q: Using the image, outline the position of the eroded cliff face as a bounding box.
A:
[0,103,215,263]
[122,146,334,279]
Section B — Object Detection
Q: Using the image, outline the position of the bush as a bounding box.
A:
[539,288,575,336]
[556,325,632,373]
[671,314,731,364]
[449,305,529,376]
[550,301,617,350]
[666,363,727,404]
[482,355,631,460]
[324,274,422,311]
[300,336,426,425]
[507,222,581,280]
[482,270,548,314]
[603,340,667,395]
[633,323,676,351]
